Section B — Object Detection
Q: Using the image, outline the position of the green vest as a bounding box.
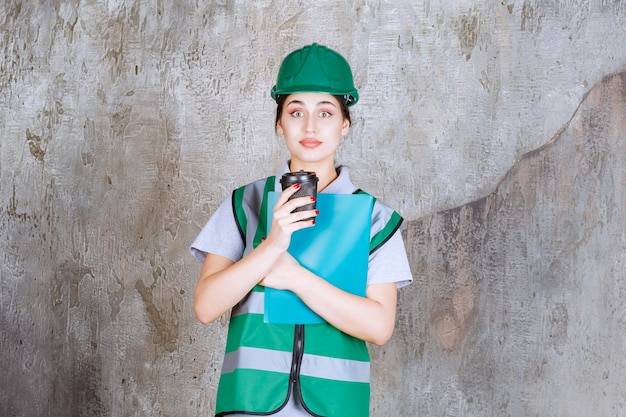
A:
[215,176,403,417]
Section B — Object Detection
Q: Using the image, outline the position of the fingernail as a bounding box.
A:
[310,196,316,202]
[294,183,301,189]
[312,219,316,225]
[315,210,319,215]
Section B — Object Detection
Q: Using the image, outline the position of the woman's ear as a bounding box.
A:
[341,118,350,136]
[276,121,284,135]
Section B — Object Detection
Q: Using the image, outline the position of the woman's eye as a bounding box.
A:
[290,110,304,117]
[319,111,332,118]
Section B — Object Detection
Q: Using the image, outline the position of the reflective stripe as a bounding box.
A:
[223,345,370,384]
[370,209,402,253]
[301,353,370,383]
[222,346,292,375]
[231,291,264,317]
[232,186,247,245]
[253,177,275,248]
[355,190,404,254]
[239,177,275,256]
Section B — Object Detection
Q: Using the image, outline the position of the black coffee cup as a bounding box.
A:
[280,170,318,220]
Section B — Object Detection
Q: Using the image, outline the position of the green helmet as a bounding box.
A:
[271,43,359,106]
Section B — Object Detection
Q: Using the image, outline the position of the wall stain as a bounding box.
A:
[520,1,543,33]
[111,104,133,138]
[108,274,125,322]
[6,183,30,222]
[135,261,180,353]
[51,259,94,311]
[26,128,46,161]
[457,13,478,61]
[430,251,480,352]
[67,355,108,416]
[547,303,568,355]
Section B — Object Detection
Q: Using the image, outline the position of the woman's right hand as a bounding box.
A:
[194,184,318,324]
[264,184,318,252]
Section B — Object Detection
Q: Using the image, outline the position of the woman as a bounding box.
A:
[191,43,412,417]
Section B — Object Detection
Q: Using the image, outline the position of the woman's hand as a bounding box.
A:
[194,184,318,324]
[261,252,399,346]
[259,251,301,291]
[264,184,318,252]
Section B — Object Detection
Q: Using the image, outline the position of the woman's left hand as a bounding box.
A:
[259,252,302,291]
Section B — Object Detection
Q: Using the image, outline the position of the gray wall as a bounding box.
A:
[1,1,625,416]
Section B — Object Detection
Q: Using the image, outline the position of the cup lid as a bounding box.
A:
[280,170,318,183]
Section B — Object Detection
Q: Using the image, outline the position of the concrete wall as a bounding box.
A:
[1,1,625,416]
[378,70,626,416]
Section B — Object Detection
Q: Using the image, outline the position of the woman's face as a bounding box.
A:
[276,93,350,169]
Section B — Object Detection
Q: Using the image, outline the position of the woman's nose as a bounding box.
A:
[304,115,316,133]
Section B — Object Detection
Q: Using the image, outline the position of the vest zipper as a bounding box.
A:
[292,325,323,417]
[293,324,319,414]
[276,325,307,414]
[291,324,305,392]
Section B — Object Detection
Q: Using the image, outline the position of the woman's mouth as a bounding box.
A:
[299,138,322,148]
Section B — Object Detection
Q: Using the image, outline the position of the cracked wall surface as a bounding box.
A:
[1,1,626,416]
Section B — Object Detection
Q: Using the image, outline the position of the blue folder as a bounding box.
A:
[264,192,374,324]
